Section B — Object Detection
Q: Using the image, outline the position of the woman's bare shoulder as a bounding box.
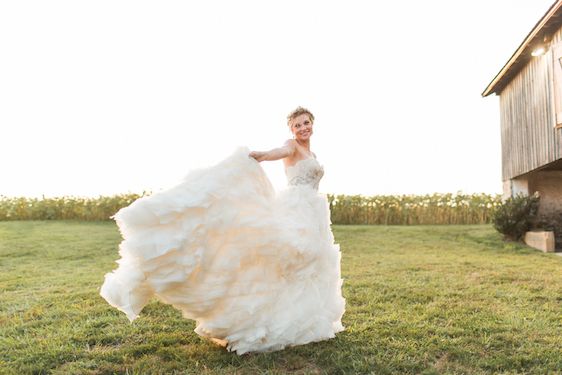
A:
[283,139,298,153]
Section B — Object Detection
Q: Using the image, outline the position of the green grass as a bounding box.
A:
[1,221,561,374]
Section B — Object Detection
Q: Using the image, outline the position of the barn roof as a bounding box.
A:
[482,0,562,97]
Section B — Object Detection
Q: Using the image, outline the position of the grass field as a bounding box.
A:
[1,221,561,374]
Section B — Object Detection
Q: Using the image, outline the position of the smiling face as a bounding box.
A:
[290,113,313,141]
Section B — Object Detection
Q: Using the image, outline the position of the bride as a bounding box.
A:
[100,107,346,354]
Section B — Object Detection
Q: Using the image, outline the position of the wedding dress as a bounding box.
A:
[100,147,345,354]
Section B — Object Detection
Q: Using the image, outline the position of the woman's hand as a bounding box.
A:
[249,151,268,162]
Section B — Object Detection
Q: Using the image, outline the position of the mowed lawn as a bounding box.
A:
[1,221,561,375]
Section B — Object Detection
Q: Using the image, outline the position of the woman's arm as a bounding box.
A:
[250,140,296,162]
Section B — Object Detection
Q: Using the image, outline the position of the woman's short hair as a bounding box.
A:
[287,107,314,127]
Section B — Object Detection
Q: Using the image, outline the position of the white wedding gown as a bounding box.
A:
[100,147,345,354]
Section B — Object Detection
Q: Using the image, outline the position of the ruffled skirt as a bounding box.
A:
[100,147,345,354]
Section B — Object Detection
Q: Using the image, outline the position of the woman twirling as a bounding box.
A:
[100,107,345,354]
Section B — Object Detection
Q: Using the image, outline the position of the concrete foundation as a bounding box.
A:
[505,170,562,250]
[524,231,555,252]
[528,171,562,216]
[504,171,562,215]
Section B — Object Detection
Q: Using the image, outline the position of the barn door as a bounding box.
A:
[553,42,562,127]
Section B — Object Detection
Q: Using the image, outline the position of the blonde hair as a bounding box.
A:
[287,106,315,127]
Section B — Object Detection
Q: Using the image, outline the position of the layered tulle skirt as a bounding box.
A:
[100,147,345,354]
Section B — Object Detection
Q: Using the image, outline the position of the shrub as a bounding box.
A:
[492,193,540,241]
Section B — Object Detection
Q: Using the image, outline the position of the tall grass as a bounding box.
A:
[0,192,501,225]
[328,193,501,225]
[0,193,148,221]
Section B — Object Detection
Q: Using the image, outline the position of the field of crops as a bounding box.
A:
[0,192,501,225]
[0,193,147,221]
[329,193,501,225]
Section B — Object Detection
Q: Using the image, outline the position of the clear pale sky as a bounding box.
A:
[0,0,555,197]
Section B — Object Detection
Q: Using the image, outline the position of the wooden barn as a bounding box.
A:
[483,0,562,219]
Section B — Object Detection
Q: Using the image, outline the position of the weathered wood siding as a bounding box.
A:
[499,25,562,180]
[553,27,562,160]
[499,51,555,179]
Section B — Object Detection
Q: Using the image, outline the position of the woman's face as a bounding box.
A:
[290,114,313,141]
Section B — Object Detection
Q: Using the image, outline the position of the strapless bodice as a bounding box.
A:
[285,157,324,190]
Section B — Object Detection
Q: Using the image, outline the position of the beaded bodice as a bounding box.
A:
[285,157,324,190]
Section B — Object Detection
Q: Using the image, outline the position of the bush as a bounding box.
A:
[492,193,540,241]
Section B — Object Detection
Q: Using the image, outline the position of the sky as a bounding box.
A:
[0,0,557,198]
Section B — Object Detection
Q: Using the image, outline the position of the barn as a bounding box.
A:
[483,0,562,222]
